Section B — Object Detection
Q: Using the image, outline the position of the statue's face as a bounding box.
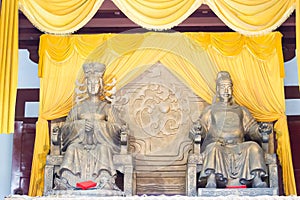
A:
[87,76,102,96]
[217,80,232,103]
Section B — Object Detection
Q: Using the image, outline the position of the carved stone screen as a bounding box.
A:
[114,63,207,195]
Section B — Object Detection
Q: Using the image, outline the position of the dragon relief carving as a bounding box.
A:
[130,84,182,137]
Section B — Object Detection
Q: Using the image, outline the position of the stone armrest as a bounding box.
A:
[120,130,128,154]
[44,155,64,195]
[189,131,202,155]
[186,133,203,196]
[115,129,133,196]
[51,126,61,146]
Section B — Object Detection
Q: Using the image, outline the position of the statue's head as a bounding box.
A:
[83,62,106,96]
[216,71,233,103]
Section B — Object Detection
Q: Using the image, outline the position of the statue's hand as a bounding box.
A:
[85,120,94,132]
[189,121,203,139]
[258,122,272,135]
[258,122,272,143]
[120,123,128,133]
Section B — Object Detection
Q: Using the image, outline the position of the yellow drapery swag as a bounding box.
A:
[18,0,105,34]
[29,32,296,196]
[19,0,295,34]
[0,0,19,134]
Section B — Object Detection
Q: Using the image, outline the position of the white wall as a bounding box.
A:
[0,49,299,198]
[17,50,39,89]
[0,134,13,199]
[284,57,300,115]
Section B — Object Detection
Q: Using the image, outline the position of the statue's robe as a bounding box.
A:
[199,102,267,186]
[58,99,121,187]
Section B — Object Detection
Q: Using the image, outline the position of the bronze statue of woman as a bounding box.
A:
[54,62,124,191]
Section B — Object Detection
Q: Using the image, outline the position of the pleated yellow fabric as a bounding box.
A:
[19,0,105,34]
[0,0,18,134]
[112,0,203,30]
[29,32,296,196]
[205,0,295,35]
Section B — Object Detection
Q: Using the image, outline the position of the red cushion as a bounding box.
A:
[226,185,247,189]
[76,180,97,190]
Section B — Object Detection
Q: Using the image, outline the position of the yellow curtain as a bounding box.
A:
[31,32,296,196]
[205,0,295,35]
[18,0,104,34]
[112,0,203,30]
[86,32,218,101]
[0,0,18,134]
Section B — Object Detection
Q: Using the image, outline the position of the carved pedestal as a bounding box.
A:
[198,188,278,196]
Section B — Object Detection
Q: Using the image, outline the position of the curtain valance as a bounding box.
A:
[29,32,296,196]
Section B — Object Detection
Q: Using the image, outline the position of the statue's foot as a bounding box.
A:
[111,182,122,191]
[53,177,73,190]
[205,180,217,188]
[205,172,217,188]
[252,177,267,188]
[98,181,121,191]
[253,181,267,188]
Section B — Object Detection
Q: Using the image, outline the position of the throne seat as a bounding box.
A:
[43,118,133,196]
[186,122,279,197]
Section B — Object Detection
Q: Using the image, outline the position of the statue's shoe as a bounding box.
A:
[205,181,217,188]
[252,177,268,188]
[97,180,121,191]
[53,177,74,190]
[253,181,268,188]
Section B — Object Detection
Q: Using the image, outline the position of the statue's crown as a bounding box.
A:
[216,71,232,84]
[83,62,106,75]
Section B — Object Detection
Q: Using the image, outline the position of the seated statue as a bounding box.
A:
[54,62,126,191]
[189,71,272,189]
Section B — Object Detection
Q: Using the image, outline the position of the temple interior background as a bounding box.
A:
[1,0,300,199]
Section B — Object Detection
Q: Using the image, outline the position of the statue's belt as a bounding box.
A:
[217,138,243,146]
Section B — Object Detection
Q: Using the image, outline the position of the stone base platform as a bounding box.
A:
[5,195,300,200]
[45,189,125,197]
[198,188,278,196]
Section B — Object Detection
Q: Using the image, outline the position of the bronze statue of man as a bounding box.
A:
[190,71,270,188]
[54,62,124,191]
